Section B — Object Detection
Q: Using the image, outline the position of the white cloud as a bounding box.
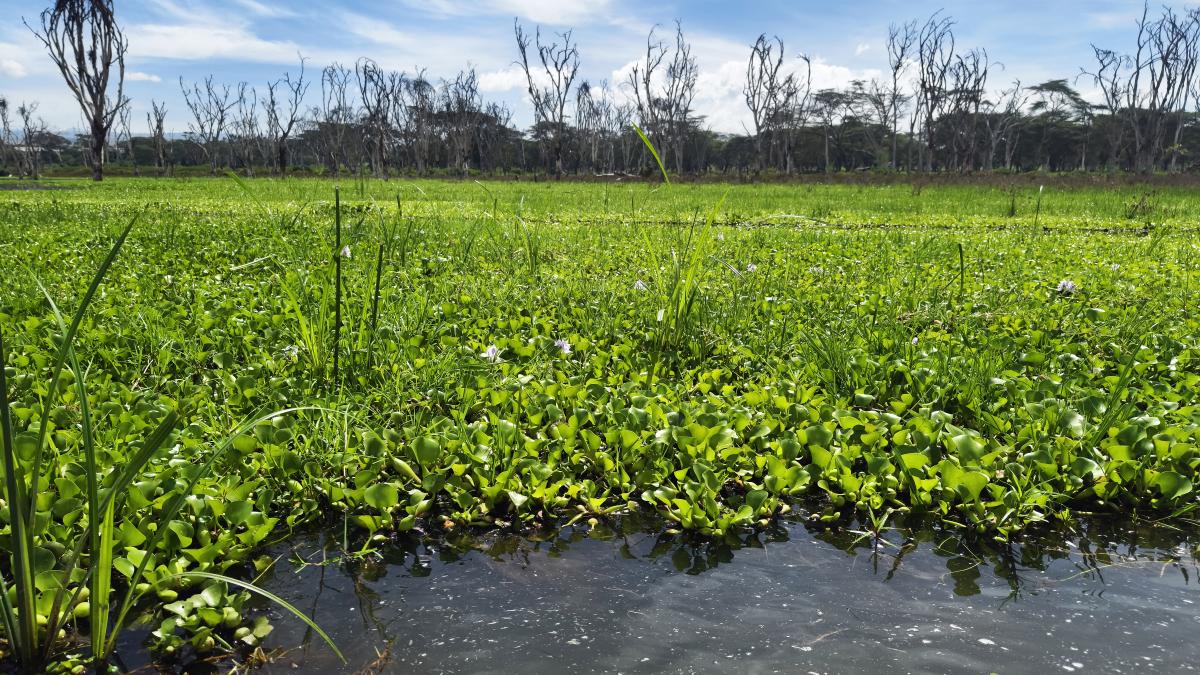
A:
[128,22,301,63]
[0,58,27,78]
[127,71,162,82]
[397,0,614,26]
[478,66,529,93]
[855,42,871,56]
[231,0,297,18]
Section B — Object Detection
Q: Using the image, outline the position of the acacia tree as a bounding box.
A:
[27,0,128,181]
[514,20,580,178]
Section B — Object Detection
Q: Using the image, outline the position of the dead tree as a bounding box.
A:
[514,20,580,178]
[943,48,991,171]
[575,81,601,173]
[27,0,128,181]
[265,57,308,176]
[146,99,168,176]
[885,20,917,169]
[627,22,699,174]
[1082,47,1131,170]
[0,97,12,175]
[181,76,236,174]
[981,80,1028,171]
[17,102,47,179]
[318,63,356,174]
[231,83,260,176]
[396,70,436,174]
[745,35,802,172]
[356,58,393,178]
[117,103,137,175]
[441,68,481,175]
[1123,4,1200,172]
[914,12,956,170]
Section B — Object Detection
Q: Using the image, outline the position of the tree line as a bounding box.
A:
[5,1,1200,180]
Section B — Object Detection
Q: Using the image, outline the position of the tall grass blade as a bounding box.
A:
[633,125,670,185]
[173,571,344,663]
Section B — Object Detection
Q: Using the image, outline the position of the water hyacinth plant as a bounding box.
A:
[0,219,341,670]
[2,175,1200,668]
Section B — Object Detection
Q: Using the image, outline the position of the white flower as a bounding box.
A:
[554,338,572,355]
[1056,279,1078,294]
[1109,263,1120,271]
[163,274,173,284]
[482,345,501,362]
[716,232,725,241]
[912,336,919,346]
[282,344,300,360]
[633,279,648,291]
[340,245,351,259]
[746,263,758,273]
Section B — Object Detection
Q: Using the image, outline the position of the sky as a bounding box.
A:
[0,0,1177,136]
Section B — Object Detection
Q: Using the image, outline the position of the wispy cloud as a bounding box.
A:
[128,23,301,62]
[127,71,162,82]
[231,0,298,18]
[396,0,615,26]
[0,58,28,78]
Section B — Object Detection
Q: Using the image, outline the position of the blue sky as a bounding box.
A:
[0,0,1168,135]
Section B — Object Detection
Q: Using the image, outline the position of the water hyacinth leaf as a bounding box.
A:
[1153,472,1192,500]
[364,483,400,510]
[413,436,441,467]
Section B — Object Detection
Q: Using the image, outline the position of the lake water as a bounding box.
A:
[191,515,1200,674]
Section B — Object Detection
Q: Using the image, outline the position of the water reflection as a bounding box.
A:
[116,513,1200,673]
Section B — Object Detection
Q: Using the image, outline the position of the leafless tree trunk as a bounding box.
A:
[357,58,392,178]
[745,34,803,173]
[915,11,956,171]
[146,99,168,176]
[514,20,580,178]
[181,75,235,174]
[265,57,308,176]
[627,22,698,175]
[1082,47,1131,171]
[397,71,436,174]
[17,103,46,179]
[886,20,917,169]
[27,0,128,181]
[319,63,356,175]
[982,80,1028,172]
[0,98,12,175]
[117,103,137,175]
[441,68,481,175]
[231,83,260,176]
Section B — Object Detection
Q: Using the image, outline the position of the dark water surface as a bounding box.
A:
[194,515,1200,674]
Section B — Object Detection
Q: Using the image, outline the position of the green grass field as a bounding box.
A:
[1,176,1198,666]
